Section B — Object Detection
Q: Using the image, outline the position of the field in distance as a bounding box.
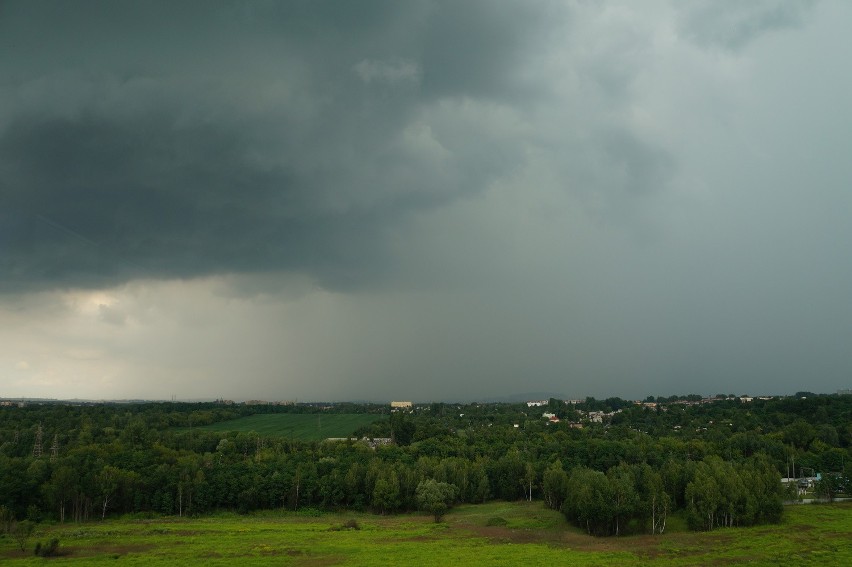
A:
[177,413,384,441]
[2,501,850,565]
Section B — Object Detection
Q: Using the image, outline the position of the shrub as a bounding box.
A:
[13,520,35,552]
[34,538,63,557]
[329,518,360,531]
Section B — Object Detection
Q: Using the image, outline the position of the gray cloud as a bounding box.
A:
[0,0,559,293]
[676,0,816,50]
[97,303,127,326]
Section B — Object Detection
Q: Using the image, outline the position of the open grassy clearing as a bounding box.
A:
[177,413,385,441]
[1,501,850,565]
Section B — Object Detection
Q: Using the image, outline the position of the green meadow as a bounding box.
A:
[178,413,384,441]
[2,502,850,566]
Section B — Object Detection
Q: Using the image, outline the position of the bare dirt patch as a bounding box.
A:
[65,543,156,558]
[254,546,306,557]
[457,522,732,560]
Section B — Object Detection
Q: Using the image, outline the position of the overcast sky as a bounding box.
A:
[2,0,851,402]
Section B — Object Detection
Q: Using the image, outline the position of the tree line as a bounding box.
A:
[1,394,850,536]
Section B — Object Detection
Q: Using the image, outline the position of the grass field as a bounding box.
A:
[178,413,385,441]
[1,501,850,565]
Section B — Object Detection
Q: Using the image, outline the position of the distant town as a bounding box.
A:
[3,389,850,408]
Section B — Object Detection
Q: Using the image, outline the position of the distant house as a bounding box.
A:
[527,400,547,407]
[582,409,621,424]
[390,401,412,410]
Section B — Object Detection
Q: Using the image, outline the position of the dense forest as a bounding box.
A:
[1,394,850,537]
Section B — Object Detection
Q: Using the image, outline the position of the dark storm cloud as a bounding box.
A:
[0,0,556,292]
[418,0,558,101]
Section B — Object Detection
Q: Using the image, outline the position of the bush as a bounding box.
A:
[34,538,63,557]
[13,520,35,552]
[485,516,508,527]
[329,518,360,531]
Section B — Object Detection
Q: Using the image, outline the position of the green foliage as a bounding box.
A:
[814,473,842,502]
[33,537,61,557]
[542,460,568,511]
[372,471,401,515]
[783,419,817,450]
[633,463,669,534]
[329,518,360,531]
[179,413,383,441]
[0,505,13,534]
[12,519,34,552]
[415,479,459,522]
[1,395,850,532]
[684,456,782,530]
[564,467,614,536]
[388,412,417,446]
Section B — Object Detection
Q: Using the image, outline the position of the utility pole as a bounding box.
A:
[50,434,59,462]
[32,423,43,458]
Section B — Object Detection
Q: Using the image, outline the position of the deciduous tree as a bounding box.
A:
[415,479,458,522]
